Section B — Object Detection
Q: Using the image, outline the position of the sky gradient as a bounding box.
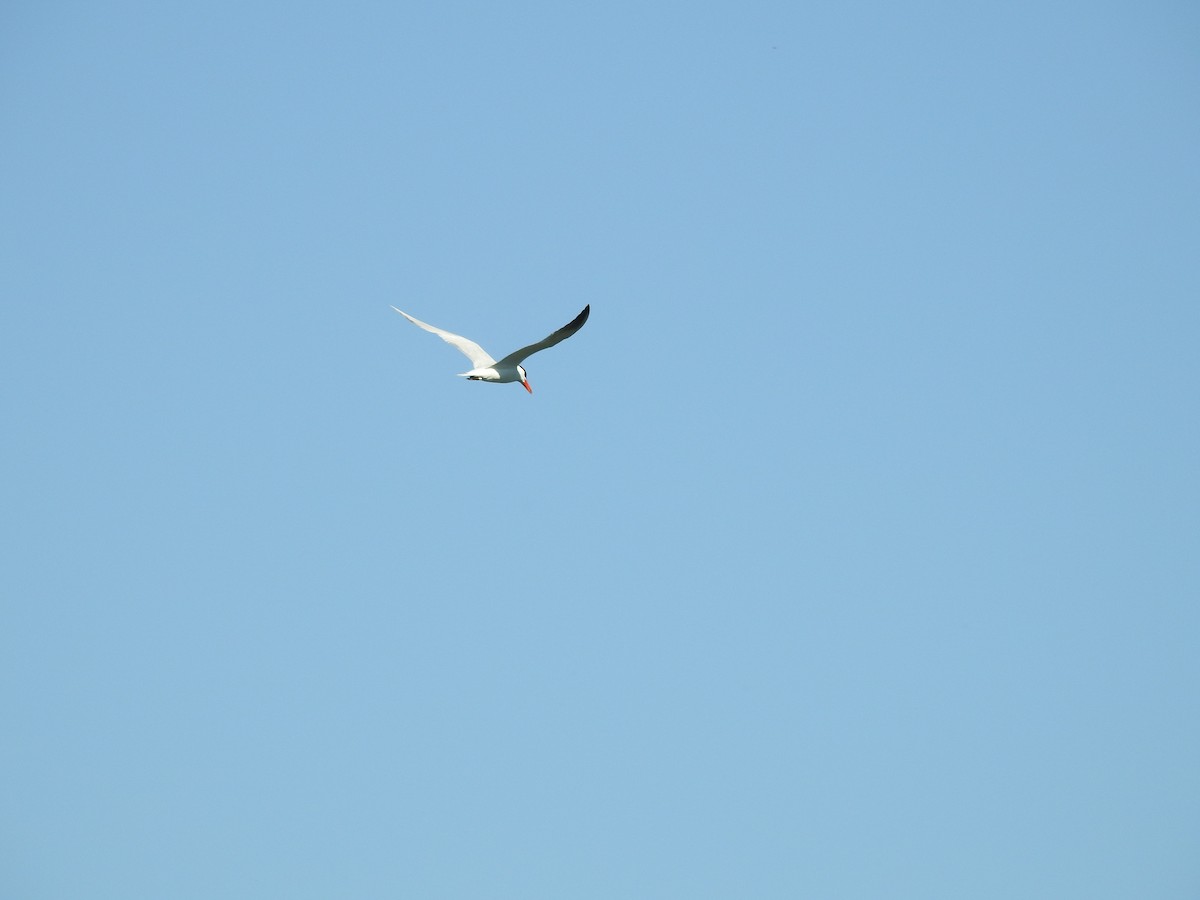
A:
[2,2,1198,897]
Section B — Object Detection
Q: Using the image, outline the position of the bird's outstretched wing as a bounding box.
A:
[392,307,497,368]
[495,304,590,368]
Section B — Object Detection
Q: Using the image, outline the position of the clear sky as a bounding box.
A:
[2,2,1198,897]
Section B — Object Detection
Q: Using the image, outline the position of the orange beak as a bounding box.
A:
[522,379,533,394]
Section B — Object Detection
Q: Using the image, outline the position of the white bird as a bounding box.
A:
[391,304,590,394]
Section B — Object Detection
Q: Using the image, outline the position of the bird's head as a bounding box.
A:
[518,365,532,394]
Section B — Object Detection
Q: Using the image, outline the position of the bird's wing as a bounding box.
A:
[495,304,590,368]
[392,307,496,368]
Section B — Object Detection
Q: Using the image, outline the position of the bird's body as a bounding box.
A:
[391,304,590,393]
[462,364,523,384]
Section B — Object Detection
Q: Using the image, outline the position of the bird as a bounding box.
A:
[391,303,590,394]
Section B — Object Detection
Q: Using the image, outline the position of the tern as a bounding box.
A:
[391,304,590,394]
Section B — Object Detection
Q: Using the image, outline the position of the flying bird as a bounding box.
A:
[391,304,590,394]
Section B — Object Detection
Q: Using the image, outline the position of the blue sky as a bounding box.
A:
[2,2,1198,897]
